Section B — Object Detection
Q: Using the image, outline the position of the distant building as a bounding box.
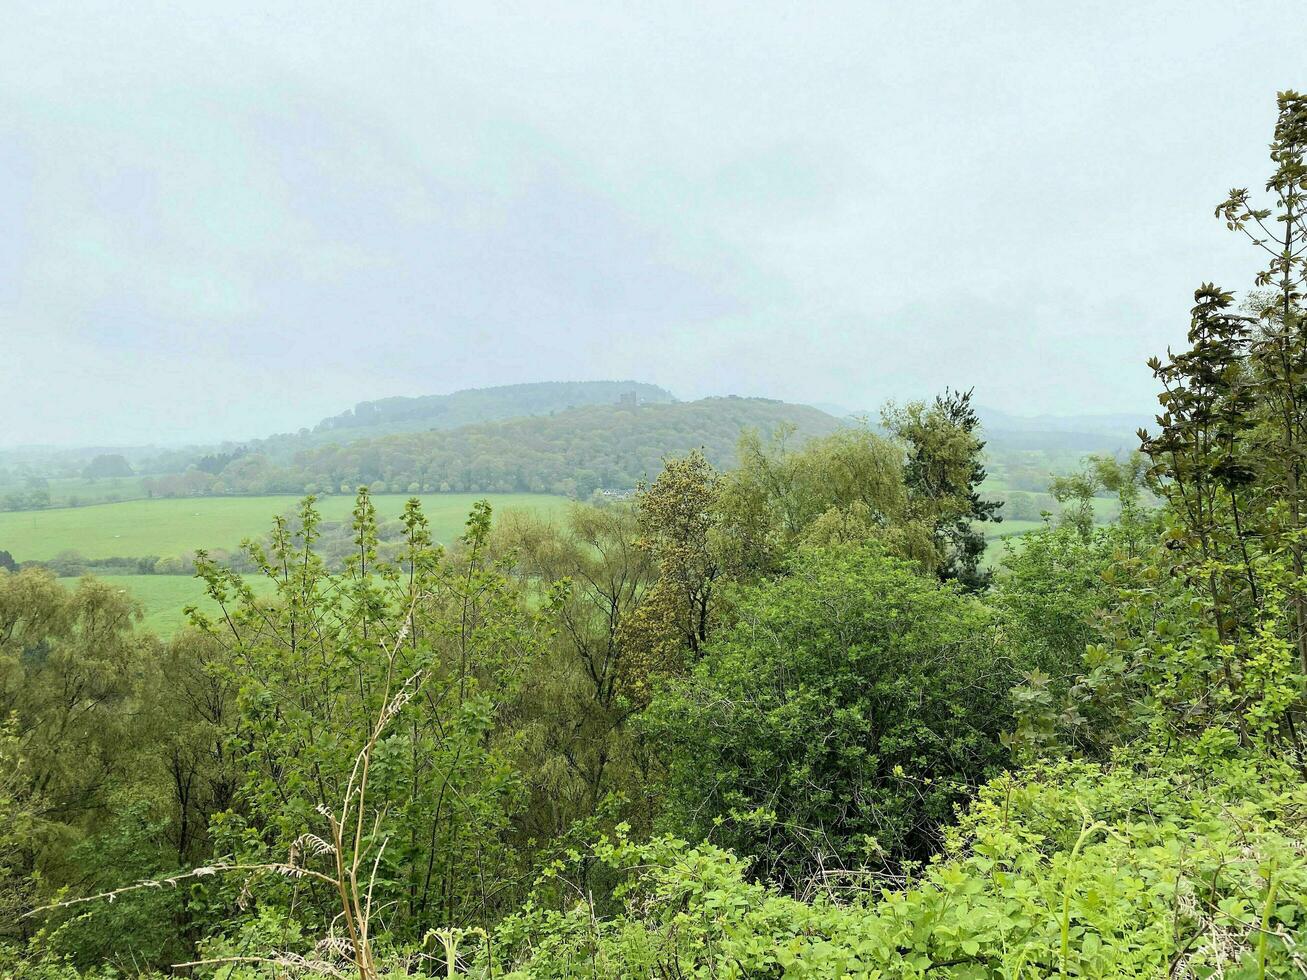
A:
[618,391,639,408]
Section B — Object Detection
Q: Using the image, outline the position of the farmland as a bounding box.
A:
[12,492,565,635]
[0,492,566,563]
[59,573,280,635]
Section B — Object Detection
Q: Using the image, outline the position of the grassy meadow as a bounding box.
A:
[0,492,566,562]
[61,573,280,635]
[982,517,1046,539]
[0,474,148,509]
[11,493,566,636]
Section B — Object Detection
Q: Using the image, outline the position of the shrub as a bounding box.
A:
[495,752,1307,978]
[646,544,1014,886]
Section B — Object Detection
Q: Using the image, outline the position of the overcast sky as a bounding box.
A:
[1,2,1303,446]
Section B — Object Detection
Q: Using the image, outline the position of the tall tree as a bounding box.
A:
[1213,90,1307,672]
[1141,284,1259,641]
[634,450,722,659]
[883,388,1002,589]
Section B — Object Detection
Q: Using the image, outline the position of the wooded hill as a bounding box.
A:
[257,380,677,453]
[145,395,843,498]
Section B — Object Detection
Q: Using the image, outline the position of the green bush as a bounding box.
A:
[646,544,1015,886]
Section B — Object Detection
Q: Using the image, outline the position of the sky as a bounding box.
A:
[1,2,1304,447]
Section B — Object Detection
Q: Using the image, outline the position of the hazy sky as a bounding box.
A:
[1,2,1303,446]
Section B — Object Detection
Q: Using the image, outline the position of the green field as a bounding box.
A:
[60,573,280,635]
[0,475,149,508]
[983,518,1047,540]
[0,493,566,562]
[29,492,567,636]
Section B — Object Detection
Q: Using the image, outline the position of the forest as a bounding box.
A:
[2,90,1306,978]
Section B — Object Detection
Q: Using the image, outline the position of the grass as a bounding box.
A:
[60,573,280,635]
[0,493,566,562]
[37,492,567,636]
[0,475,148,508]
[982,518,1047,540]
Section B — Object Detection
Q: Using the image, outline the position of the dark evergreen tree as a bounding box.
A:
[887,387,1002,591]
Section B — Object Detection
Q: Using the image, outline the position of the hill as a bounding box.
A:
[975,405,1149,437]
[314,380,676,436]
[221,380,679,460]
[975,405,1147,451]
[823,402,1148,454]
[169,396,843,499]
[1,381,680,509]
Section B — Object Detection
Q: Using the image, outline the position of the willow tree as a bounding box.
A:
[494,502,660,838]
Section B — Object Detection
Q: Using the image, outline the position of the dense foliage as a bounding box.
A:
[496,754,1306,978]
[648,545,1013,886]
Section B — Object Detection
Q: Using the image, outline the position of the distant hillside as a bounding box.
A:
[976,406,1150,436]
[976,405,1147,452]
[149,397,843,499]
[821,402,1149,452]
[201,380,678,464]
[963,405,1151,506]
[129,380,680,482]
[311,381,677,439]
